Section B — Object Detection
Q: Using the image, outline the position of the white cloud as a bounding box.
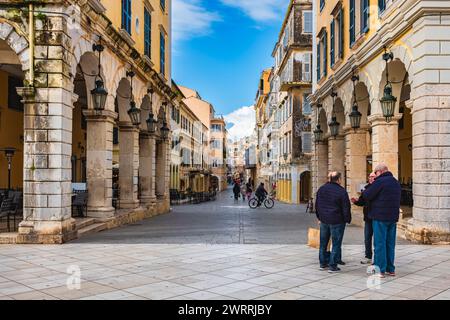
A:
[224,106,256,141]
[172,0,221,42]
[220,0,286,22]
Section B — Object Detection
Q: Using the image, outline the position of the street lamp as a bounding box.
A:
[1,147,16,191]
[349,74,362,130]
[160,102,170,141]
[91,41,108,110]
[329,90,340,138]
[126,70,141,126]
[380,47,397,122]
[146,90,157,134]
[313,125,323,143]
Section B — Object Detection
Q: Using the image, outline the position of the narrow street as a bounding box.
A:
[74,188,368,245]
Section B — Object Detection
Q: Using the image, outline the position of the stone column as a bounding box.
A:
[83,109,117,218]
[405,14,450,243]
[316,142,329,187]
[328,135,346,175]
[139,133,156,207]
[118,123,140,209]
[368,114,401,178]
[345,127,369,198]
[18,86,77,244]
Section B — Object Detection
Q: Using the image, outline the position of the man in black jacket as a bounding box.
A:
[362,164,401,278]
[352,172,376,264]
[315,172,352,273]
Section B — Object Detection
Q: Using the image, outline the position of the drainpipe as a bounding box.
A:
[29,3,35,87]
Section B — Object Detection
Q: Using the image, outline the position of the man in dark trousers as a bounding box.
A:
[255,183,268,205]
[362,163,401,278]
[352,172,377,264]
[315,172,352,273]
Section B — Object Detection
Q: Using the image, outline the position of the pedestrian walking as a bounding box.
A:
[362,163,401,278]
[352,172,377,264]
[232,180,241,201]
[315,172,352,273]
[245,181,253,199]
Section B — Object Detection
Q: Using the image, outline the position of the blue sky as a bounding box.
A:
[172,0,287,140]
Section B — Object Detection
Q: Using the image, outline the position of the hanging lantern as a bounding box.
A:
[380,47,397,122]
[380,83,397,122]
[160,121,170,140]
[313,125,323,143]
[127,101,141,126]
[329,116,340,138]
[146,112,157,133]
[349,104,362,130]
[91,80,108,111]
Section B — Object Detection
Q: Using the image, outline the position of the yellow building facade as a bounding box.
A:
[0,0,176,243]
[311,0,450,243]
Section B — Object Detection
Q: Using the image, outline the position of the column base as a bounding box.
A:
[140,195,157,207]
[17,219,77,244]
[405,218,450,244]
[87,207,115,219]
[119,199,140,209]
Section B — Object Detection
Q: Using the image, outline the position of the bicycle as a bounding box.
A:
[249,195,275,209]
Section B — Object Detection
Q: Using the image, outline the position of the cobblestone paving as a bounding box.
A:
[1,189,448,300]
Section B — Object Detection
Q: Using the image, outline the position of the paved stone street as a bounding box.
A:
[1,189,449,300]
[74,188,372,244]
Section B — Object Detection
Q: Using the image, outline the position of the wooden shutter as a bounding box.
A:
[339,8,344,58]
[330,20,335,66]
[349,0,355,45]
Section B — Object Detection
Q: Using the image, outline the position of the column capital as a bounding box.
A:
[83,109,118,123]
[118,122,140,132]
[344,124,370,135]
[16,86,36,100]
[368,114,402,126]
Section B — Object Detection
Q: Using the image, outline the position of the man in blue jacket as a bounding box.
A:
[362,164,401,278]
[315,172,352,273]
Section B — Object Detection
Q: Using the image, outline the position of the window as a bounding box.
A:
[160,0,165,12]
[317,30,327,80]
[330,19,335,67]
[303,94,312,115]
[212,124,222,132]
[144,8,151,58]
[211,140,221,149]
[361,0,370,34]
[303,11,313,34]
[160,32,166,77]
[121,0,132,34]
[303,53,312,82]
[331,6,344,66]
[350,0,355,45]
[378,0,386,14]
[320,0,325,11]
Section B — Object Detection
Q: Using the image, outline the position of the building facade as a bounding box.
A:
[0,0,175,243]
[311,0,450,243]
[255,0,314,204]
[210,116,228,191]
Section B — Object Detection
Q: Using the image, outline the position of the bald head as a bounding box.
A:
[374,163,389,177]
[328,171,342,184]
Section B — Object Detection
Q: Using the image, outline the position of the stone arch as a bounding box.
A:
[353,81,372,126]
[378,58,410,115]
[70,36,94,81]
[318,107,329,136]
[332,97,345,135]
[116,78,133,123]
[139,94,151,131]
[0,21,30,77]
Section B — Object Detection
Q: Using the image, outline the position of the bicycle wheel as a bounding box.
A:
[249,198,259,209]
[264,198,275,209]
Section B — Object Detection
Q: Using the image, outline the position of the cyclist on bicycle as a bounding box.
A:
[255,183,268,205]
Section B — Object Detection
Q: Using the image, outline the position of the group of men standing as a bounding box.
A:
[315,164,402,277]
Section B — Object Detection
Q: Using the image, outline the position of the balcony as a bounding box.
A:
[280,53,312,91]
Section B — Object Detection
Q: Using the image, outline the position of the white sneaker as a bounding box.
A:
[360,258,372,265]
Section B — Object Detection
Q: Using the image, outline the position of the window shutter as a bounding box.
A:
[303,53,311,82]
[349,0,355,45]
[361,0,370,33]
[330,20,335,67]
[302,132,312,153]
[304,11,312,33]
[323,31,328,77]
[317,43,321,81]
[339,8,344,58]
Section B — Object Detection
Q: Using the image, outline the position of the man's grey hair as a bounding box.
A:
[374,163,389,173]
[329,171,342,183]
